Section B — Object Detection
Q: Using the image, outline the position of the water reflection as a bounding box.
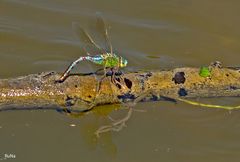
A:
[69,104,124,157]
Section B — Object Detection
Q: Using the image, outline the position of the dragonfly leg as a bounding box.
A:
[96,67,126,92]
[109,67,127,89]
[115,66,124,82]
[110,68,116,84]
[96,67,107,92]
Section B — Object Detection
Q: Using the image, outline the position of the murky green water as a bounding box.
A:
[1,0,240,161]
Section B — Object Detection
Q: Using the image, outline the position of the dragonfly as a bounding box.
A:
[55,16,132,137]
[56,16,128,91]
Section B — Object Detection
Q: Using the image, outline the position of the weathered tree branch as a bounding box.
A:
[0,63,239,112]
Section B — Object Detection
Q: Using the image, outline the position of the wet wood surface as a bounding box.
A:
[0,64,239,112]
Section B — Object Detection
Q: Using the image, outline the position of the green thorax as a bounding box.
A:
[103,54,120,68]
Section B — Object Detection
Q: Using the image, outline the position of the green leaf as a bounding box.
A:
[199,67,211,77]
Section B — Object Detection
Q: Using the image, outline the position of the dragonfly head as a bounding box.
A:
[120,57,128,68]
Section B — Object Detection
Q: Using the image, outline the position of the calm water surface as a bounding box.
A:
[1,0,240,161]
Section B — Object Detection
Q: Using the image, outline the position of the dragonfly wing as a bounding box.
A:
[71,19,115,92]
[96,15,113,54]
[72,22,106,54]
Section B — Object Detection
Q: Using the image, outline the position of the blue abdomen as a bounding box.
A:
[89,55,104,65]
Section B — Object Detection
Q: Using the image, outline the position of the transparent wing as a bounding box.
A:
[71,18,115,81]
[72,21,106,89]
[96,15,113,54]
[72,22,106,54]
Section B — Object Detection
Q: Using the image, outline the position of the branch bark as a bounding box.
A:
[0,64,239,111]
